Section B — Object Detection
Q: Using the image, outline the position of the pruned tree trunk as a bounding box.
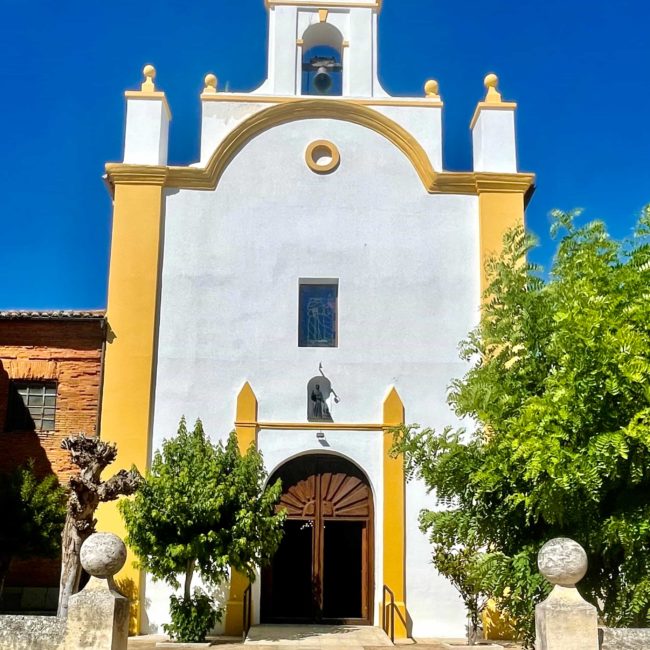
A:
[57,516,88,618]
[56,434,142,618]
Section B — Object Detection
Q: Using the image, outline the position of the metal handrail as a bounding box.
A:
[382,584,395,644]
[242,584,252,639]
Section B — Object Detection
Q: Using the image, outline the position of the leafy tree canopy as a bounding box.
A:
[0,462,67,598]
[120,418,284,599]
[395,207,650,645]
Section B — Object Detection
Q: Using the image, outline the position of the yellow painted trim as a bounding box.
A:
[96,182,165,634]
[478,192,526,296]
[296,38,305,46]
[199,92,443,108]
[235,381,259,449]
[305,139,341,174]
[319,8,329,21]
[124,90,172,121]
[470,101,517,130]
[266,0,381,10]
[104,166,168,189]
[224,383,260,636]
[251,421,383,431]
[106,99,533,198]
[382,387,408,638]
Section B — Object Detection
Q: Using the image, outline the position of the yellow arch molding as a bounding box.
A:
[105,99,534,197]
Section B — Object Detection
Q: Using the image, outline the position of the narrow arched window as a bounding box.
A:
[301,23,343,96]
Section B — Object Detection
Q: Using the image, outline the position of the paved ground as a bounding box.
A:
[128,626,441,649]
[127,625,522,650]
[246,625,392,646]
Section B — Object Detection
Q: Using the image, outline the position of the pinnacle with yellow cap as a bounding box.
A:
[483,73,503,103]
[141,64,157,93]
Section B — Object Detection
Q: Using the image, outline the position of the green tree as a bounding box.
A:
[395,207,650,646]
[120,418,284,642]
[0,462,67,604]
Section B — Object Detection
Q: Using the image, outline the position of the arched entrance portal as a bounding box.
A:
[261,454,374,625]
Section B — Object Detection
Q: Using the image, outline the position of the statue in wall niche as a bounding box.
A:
[311,384,331,421]
[307,366,339,422]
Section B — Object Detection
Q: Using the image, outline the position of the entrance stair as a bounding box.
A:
[245,625,393,647]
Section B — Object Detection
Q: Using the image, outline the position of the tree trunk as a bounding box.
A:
[467,604,480,645]
[184,560,194,600]
[57,516,88,618]
[0,553,11,610]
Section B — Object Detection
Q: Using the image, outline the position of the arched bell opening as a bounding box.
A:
[301,23,344,96]
[261,453,374,625]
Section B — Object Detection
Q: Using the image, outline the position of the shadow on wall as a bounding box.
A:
[115,577,139,636]
[0,361,54,477]
[0,359,61,611]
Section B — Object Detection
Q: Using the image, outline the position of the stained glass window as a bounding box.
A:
[299,283,338,347]
[5,382,57,432]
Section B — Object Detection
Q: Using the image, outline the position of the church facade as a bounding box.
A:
[98,0,534,638]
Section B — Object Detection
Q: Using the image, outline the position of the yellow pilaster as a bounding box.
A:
[478,191,525,295]
[382,387,408,638]
[224,383,259,636]
[95,181,165,633]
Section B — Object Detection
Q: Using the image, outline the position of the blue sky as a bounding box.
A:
[0,0,648,309]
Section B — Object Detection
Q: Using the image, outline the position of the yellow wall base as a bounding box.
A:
[224,570,249,636]
[382,388,408,639]
[223,384,259,636]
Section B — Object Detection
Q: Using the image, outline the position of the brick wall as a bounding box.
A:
[0,317,105,590]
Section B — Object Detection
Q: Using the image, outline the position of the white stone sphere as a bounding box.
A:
[538,538,588,587]
[80,532,127,578]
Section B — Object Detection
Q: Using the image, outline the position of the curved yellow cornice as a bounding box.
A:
[105,99,535,197]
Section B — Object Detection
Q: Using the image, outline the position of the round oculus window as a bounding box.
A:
[305,140,341,174]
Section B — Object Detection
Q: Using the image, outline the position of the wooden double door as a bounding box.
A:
[261,455,374,625]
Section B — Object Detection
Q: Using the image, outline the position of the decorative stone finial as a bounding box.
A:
[204,73,218,94]
[141,64,157,92]
[484,73,502,103]
[80,532,127,579]
[424,79,440,100]
[538,538,588,587]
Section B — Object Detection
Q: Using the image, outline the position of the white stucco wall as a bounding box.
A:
[123,98,169,165]
[472,108,518,172]
[148,116,480,637]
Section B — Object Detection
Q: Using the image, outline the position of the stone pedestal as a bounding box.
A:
[65,577,129,650]
[534,538,598,650]
[64,532,130,650]
[0,533,130,650]
[535,585,598,650]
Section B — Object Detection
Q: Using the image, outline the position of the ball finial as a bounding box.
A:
[204,73,218,94]
[80,533,127,579]
[141,64,157,92]
[484,73,498,89]
[424,79,440,99]
[483,73,502,103]
[538,538,588,588]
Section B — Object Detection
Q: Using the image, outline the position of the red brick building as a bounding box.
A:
[0,310,105,611]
